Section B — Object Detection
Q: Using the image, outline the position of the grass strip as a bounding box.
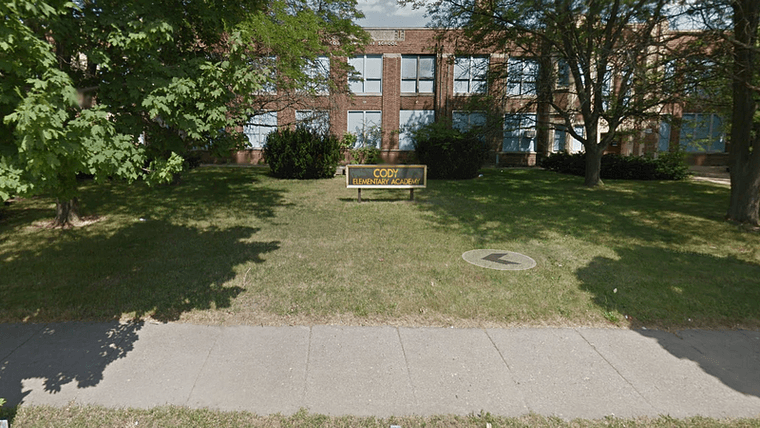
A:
[2,406,759,428]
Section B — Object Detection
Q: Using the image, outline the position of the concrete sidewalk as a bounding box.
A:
[1,323,758,419]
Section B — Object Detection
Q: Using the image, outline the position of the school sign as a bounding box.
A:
[346,165,427,201]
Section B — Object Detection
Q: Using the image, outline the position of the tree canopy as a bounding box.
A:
[1,0,367,225]
[418,0,711,186]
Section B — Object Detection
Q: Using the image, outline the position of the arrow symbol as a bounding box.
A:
[482,253,519,265]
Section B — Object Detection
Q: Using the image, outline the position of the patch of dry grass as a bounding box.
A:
[3,405,760,428]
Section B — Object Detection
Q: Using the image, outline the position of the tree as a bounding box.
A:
[419,0,694,186]
[726,0,760,225]
[1,0,367,226]
[682,0,760,225]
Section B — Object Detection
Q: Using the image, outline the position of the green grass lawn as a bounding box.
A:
[1,167,758,329]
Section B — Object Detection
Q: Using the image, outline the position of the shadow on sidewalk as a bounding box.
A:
[0,322,141,409]
[576,245,760,399]
[637,328,760,398]
[0,220,280,416]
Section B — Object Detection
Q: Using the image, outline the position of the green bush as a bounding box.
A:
[263,127,343,179]
[412,121,488,179]
[654,149,691,180]
[539,150,690,180]
[538,152,586,176]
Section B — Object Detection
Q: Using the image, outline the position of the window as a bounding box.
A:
[553,126,567,152]
[399,110,434,150]
[601,66,614,110]
[452,111,487,133]
[401,55,435,93]
[659,120,671,152]
[503,114,536,152]
[348,111,382,148]
[571,126,585,153]
[302,56,330,95]
[349,55,382,94]
[557,59,570,87]
[243,112,277,148]
[249,56,277,94]
[454,56,488,94]
[679,113,725,152]
[507,58,538,96]
[296,110,330,134]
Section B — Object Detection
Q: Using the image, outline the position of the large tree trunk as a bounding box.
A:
[727,0,760,225]
[584,147,604,187]
[53,197,80,228]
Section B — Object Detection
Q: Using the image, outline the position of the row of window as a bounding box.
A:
[244,111,725,153]
[243,111,568,152]
[255,54,542,96]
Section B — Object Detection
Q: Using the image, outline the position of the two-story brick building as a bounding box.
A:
[226,27,728,167]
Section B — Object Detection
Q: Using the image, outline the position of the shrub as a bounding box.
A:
[412,121,488,179]
[538,152,586,176]
[654,149,691,180]
[263,127,343,179]
[539,150,690,180]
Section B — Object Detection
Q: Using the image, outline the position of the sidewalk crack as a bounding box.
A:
[485,328,531,413]
[575,328,658,412]
[301,326,313,405]
[0,323,49,363]
[484,329,513,371]
[396,327,419,409]
[185,327,219,407]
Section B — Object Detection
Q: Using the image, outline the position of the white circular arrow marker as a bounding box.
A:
[462,249,537,271]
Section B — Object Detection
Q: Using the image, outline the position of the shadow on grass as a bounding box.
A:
[415,169,733,248]
[0,168,282,417]
[576,245,760,327]
[81,166,291,224]
[576,245,760,399]
[0,221,279,322]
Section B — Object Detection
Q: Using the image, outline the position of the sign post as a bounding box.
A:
[346,165,427,202]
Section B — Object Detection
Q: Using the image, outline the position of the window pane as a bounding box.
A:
[557,60,570,86]
[471,112,487,127]
[658,122,670,152]
[365,79,381,93]
[471,57,489,80]
[296,110,329,134]
[524,60,538,79]
[572,126,584,152]
[399,110,434,150]
[401,57,417,79]
[554,128,567,151]
[503,114,535,152]
[710,114,725,152]
[454,80,469,93]
[454,58,469,80]
[349,57,363,74]
[418,80,434,93]
[348,111,364,144]
[472,79,487,94]
[452,112,467,131]
[365,111,382,127]
[401,80,417,93]
[349,80,364,94]
[365,55,383,79]
[419,57,435,78]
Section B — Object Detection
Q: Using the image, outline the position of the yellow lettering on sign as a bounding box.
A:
[372,168,399,178]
